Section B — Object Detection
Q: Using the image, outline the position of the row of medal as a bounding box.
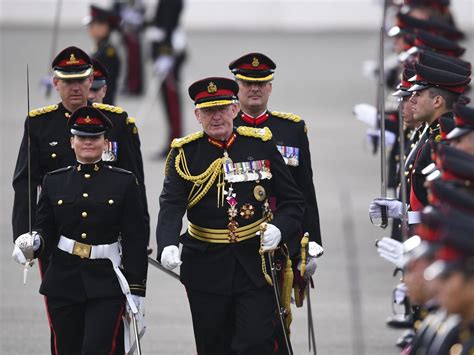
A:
[102,141,118,162]
[223,159,272,183]
[277,145,300,167]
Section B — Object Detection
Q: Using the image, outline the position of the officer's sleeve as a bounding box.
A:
[33,176,58,259]
[121,174,148,297]
[411,142,431,208]
[156,148,189,260]
[265,140,305,243]
[119,114,151,243]
[12,117,41,241]
[295,122,322,245]
[151,0,184,57]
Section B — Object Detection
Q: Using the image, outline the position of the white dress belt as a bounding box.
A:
[57,235,138,314]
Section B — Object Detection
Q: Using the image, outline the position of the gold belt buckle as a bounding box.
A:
[72,241,92,259]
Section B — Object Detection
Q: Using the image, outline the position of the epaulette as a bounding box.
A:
[106,165,133,174]
[29,105,59,118]
[92,102,124,114]
[271,111,301,123]
[126,117,136,124]
[237,126,272,141]
[171,131,204,148]
[46,166,73,175]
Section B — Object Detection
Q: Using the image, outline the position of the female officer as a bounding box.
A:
[12,106,148,354]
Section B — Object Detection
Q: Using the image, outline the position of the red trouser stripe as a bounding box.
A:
[109,302,126,355]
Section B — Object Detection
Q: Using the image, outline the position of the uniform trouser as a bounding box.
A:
[46,296,125,355]
[186,286,277,355]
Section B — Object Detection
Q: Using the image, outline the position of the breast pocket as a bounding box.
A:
[39,144,73,173]
[51,195,76,221]
[93,195,123,225]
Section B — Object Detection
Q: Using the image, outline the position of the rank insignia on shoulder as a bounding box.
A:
[236,126,272,141]
[29,104,59,117]
[277,145,300,167]
[171,131,204,148]
[92,102,124,114]
[271,111,301,122]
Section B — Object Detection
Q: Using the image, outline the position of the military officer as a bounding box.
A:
[89,58,109,104]
[12,106,148,354]
[13,45,149,248]
[229,52,322,256]
[448,103,474,155]
[84,4,121,105]
[156,77,304,354]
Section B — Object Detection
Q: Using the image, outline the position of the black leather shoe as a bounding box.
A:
[386,314,414,329]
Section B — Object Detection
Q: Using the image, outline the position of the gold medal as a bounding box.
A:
[239,204,255,219]
[253,185,266,201]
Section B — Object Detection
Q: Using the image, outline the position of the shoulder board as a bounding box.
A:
[46,166,73,175]
[126,117,136,124]
[29,105,59,118]
[106,165,133,174]
[237,126,272,141]
[271,111,301,123]
[171,131,204,148]
[92,102,124,114]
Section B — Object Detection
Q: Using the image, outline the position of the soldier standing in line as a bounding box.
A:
[156,77,305,354]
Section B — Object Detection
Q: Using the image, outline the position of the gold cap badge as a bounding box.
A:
[207,81,217,94]
[251,57,260,67]
[66,53,80,65]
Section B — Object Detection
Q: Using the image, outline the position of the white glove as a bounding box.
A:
[127,295,145,318]
[366,128,396,147]
[369,198,405,220]
[120,7,144,28]
[297,257,318,279]
[353,103,377,128]
[308,241,324,258]
[160,245,182,270]
[12,232,41,265]
[393,283,408,305]
[376,237,404,268]
[152,55,175,78]
[260,224,281,252]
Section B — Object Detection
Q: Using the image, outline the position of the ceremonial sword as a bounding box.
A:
[148,256,180,280]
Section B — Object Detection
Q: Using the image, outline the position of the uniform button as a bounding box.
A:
[82,212,88,218]
[83,193,89,198]
[81,233,87,239]
[84,174,91,179]
[409,164,413,169]
[410,144,415,148]
[404,171,409,176]
[57,199,63,205]
[108,199,114,205]
[51,153,57,158]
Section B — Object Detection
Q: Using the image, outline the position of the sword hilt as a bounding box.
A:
[300,233,309,277]
[380,206,388,229]
[258,222,273,286]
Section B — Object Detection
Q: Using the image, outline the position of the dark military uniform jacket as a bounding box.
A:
[92,39,120,105]
[34,161,148,301]
[409,115,450,211]
[12,102,149,242]
[156,127,304,295]
[234,110,321,251]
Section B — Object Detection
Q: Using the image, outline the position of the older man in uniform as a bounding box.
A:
[156,77,304,354]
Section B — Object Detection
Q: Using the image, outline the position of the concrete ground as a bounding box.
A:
[1,26,472,354]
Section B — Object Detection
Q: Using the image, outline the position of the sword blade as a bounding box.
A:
[267,252,293,355]
[148,256,180,280]
[306,283,317,354]
[131,313,142,355]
